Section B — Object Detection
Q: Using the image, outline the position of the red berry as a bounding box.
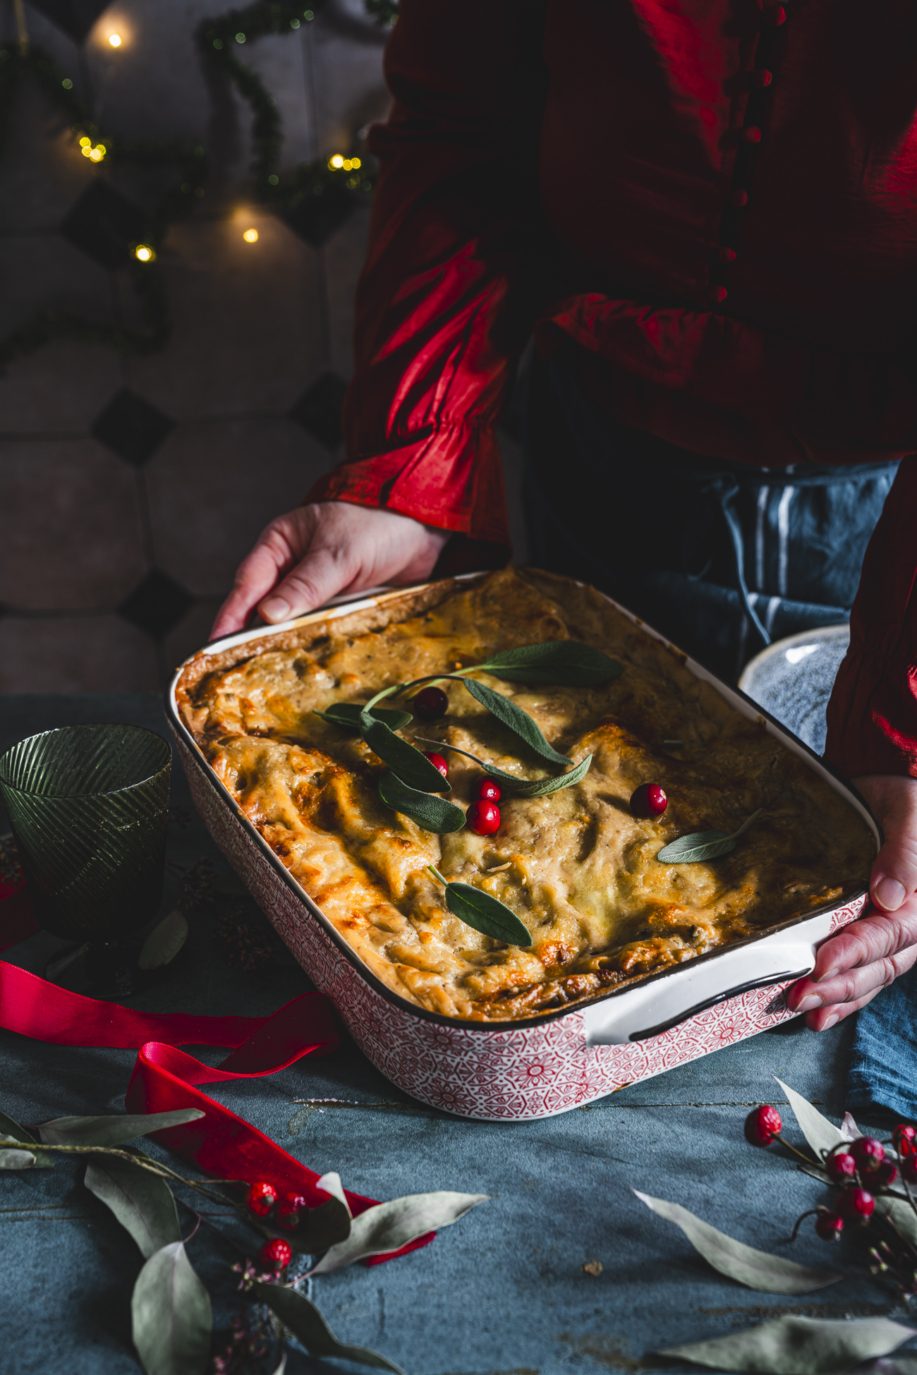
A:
[478,778,502,803]
[826,1151,857,1184]
[744,1104,783,1147]
[876,1160,899,1188]
[247,1181,277,1217]
[412,686,448,721]
[894,1124,917,1157]
[424,752,449,779]
[851,1137,885,1174]
[630,783,668,819]
[902,1155,917,1184]
[839,1187,875,1223]
[260,1237,292,1270]
[815,1211,845,1242]
[277,1191,308,1227]
[467,800,501,836]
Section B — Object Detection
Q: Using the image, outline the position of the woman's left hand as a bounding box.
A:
[787,774,917,1029]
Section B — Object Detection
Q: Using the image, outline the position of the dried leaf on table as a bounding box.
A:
[256,1284,404,1374]
[309,1190,488,1275]
[131,1241,212,1375]
[658,1314,917,1374]
[85,1158,181,1259]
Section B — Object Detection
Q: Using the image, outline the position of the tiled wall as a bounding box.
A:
[0,1,528,694]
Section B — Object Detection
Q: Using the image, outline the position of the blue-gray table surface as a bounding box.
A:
[0,696,893,1375]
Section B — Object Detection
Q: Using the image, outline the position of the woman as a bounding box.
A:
[214,1,917,1030]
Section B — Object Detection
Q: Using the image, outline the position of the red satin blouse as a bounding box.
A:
[307,0,917,780]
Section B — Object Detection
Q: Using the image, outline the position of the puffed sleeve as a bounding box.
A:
[306,0,546,545]
[825,457,917,778]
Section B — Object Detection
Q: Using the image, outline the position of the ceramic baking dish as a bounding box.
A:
[166,573,877,1121]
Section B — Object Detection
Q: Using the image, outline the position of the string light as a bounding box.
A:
[241,226,260,243]
[107,32,123,48]
[78,135,107,162]
[327,153,345,170]
[132,243,156,264]
[327,153,361,173]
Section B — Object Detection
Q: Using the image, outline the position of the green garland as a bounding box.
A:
[0,0,397,365]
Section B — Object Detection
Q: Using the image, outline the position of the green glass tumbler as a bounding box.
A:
[0,724,171,942]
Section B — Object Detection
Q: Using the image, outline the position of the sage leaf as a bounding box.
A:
[429,869,532,948]
[38,1108,204,1148]
[462,678,571,767]
[634,1191,841,1294]
[0,1148,40,1169]
[317,703,412,733]
[310,1190,488,1276]
[256,1284,404,1374]
[478,640,622,687]
[656,809,763,865]
[658,1315,917,1375]
[773,1079,847,1161]
[360,715,450,793]
[417,739,594,797]
[138,909,188,972]
[85,1158,181,1259]
[131,1241,212,1375]
[378,772,466,833]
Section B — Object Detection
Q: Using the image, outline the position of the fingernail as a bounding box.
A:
[873,876,906,911]
[794,994,821,1013]
[821,1012,839,1031]
[260,597,291,622]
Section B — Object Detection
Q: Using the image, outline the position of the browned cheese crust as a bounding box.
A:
[176,569,874,1021]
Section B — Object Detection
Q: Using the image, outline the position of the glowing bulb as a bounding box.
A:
[133,243,156,264]
[107,31,123,48]
[328,153,345,170]
[79,135,91,148]
[242,227,260,244]
[350,156,362,170]
[87,144,106,162]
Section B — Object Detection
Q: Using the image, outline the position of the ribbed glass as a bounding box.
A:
[0,725,171,941]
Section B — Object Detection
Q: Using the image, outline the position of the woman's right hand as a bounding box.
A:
[211,501,449,639]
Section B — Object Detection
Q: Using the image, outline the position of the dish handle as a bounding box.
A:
[582,929,817,1046]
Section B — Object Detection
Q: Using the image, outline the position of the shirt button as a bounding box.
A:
[718,246,738,263]
[744,125,763,144]
[753,68,774,88]
[731,188,750,208]
[763,4,788,26]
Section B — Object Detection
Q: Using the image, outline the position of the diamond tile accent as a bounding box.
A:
[290,372,347,449]
[61,181,145,270]
[30,0,110,42]
[91,388,175,466]
[282,184,357,248]
[119,570,193,639]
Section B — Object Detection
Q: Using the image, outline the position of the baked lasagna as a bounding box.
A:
[176,569,874,1021]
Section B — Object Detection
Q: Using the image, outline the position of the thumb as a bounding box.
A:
[258,545,356,622]
[859,777,917,913]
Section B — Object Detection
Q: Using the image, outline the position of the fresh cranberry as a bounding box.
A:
[850,1137,885,1174]
[467,800,501,836]
[876,1161,899,1189]
[894,1124,917,1157]
[277,1191,308,1227]
[815,1211,845,1242]
[744,1104,782,1147]
[246,1181,277,1217]
[412,686,448,720]
[826,1151,858,1184]
[839,1187,875,1223]
[424,752,449,779]
[630,783,668,819]
[260,1237,292,1270]
[902,1155,917,1185]
[478,778,503,803]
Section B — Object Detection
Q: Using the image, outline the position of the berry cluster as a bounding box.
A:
[744,1105,917,1291]
[246,1180,309,1270]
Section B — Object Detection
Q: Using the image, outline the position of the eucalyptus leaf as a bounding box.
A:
[131,1241,212,1375]
[315,1170,351,1215]
[0,1109,36,1142]
[478,640,622,687]
[317,703,412,733]
[773,1079,847,1161]
[658,1315,916,1375]
[634,1191,841,1294]
[417,739,593,797]
[85,1158,181,1259]
[0,1148,40,1169]
[310,1191,488,1276]
[294,1171,352,1253]
[378,772,466,833]
[256,1284,404,1374]
[462,678,571,767]
[441,879,533,948]
[878,1193,917,1251]
[839,1111,862,1140]
[360,715,450,793]
[38,1108,204,1148]
[138,909,189,972]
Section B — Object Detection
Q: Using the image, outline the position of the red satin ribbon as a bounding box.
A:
[0,898,430,1263]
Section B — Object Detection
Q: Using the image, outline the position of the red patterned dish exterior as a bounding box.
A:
[175,732,865,1122]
